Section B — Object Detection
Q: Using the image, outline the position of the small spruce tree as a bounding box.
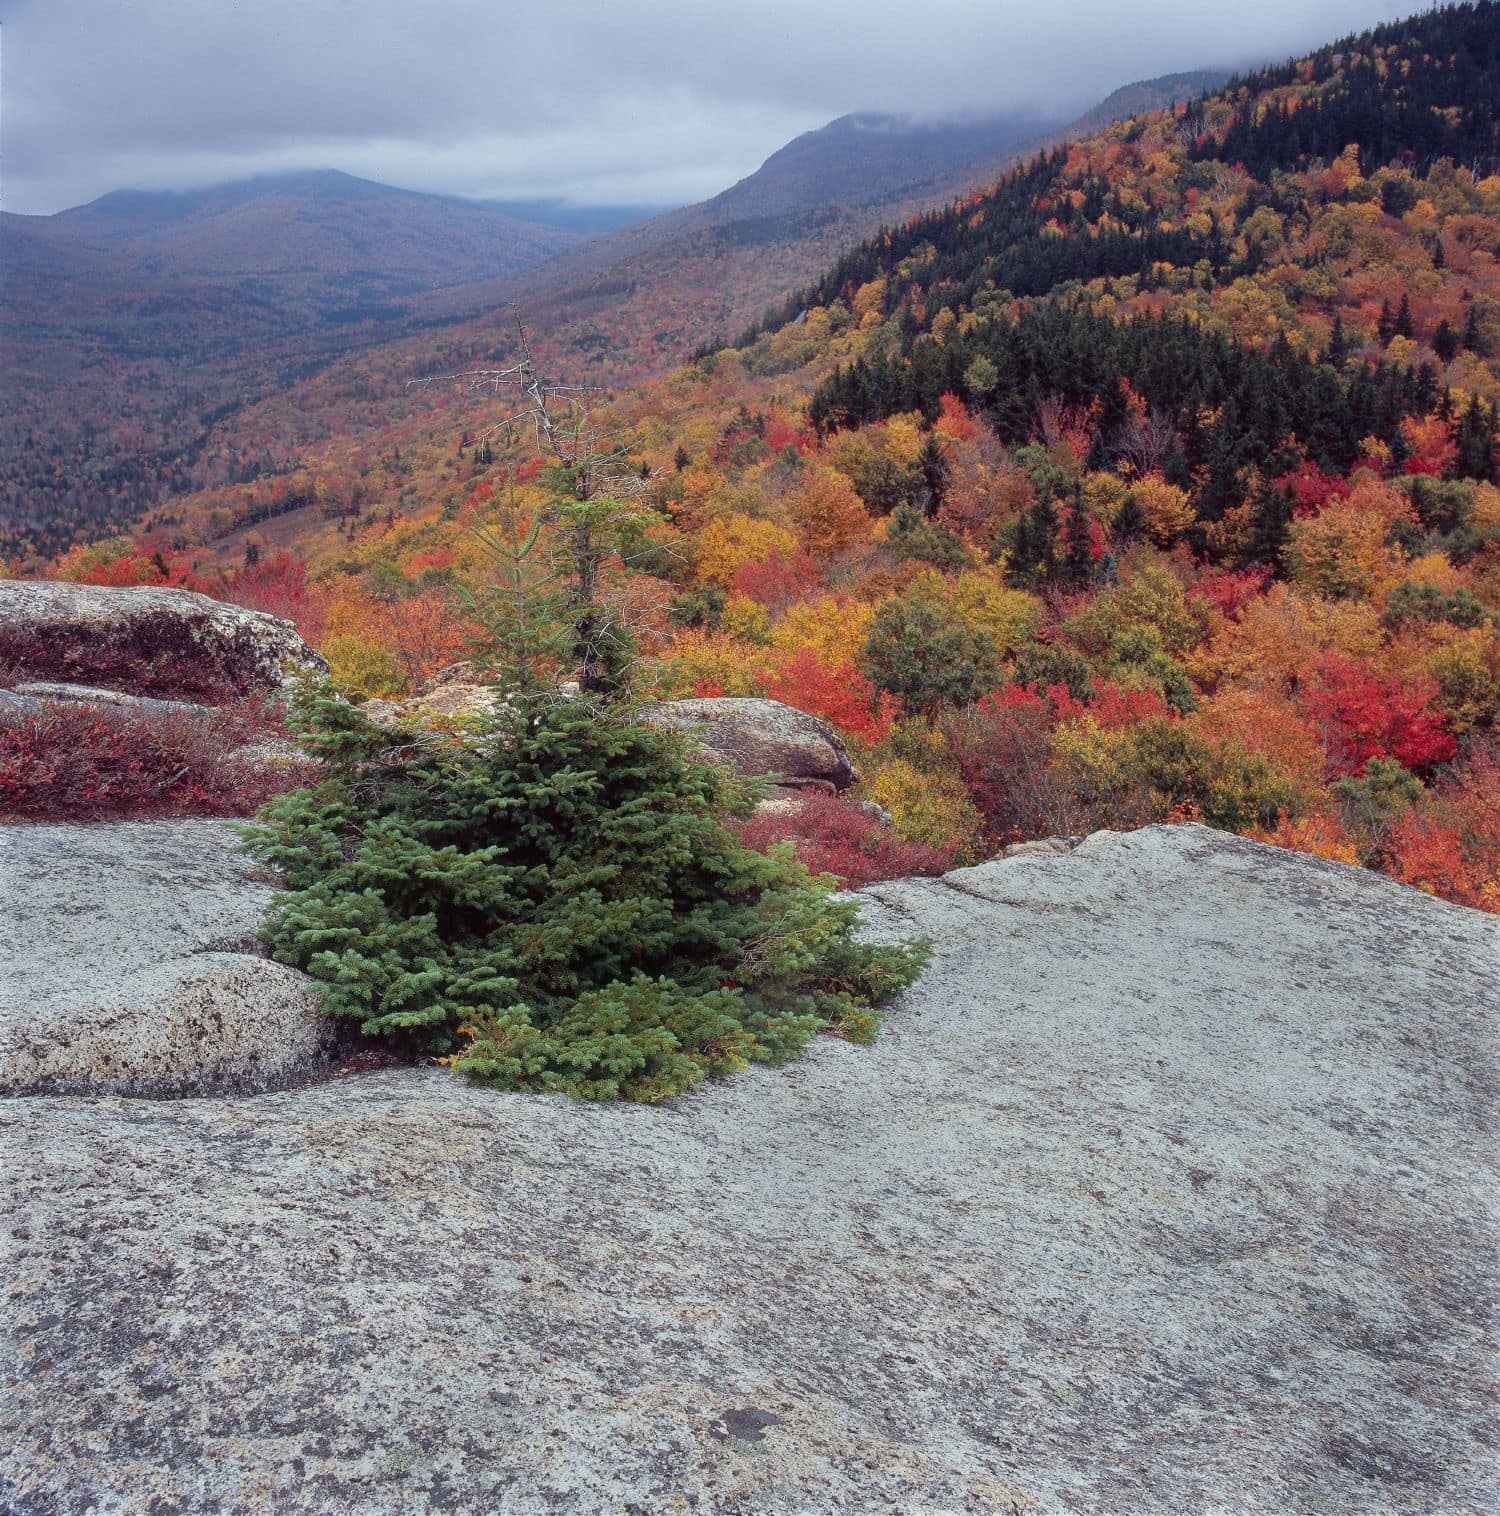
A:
[1113,491,1146,547]
[244,689,928,1101]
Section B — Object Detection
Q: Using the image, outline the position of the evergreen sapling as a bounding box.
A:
[244,688,929,1101]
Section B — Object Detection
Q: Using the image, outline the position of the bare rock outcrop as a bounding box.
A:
[0,580,326,703]
[641,695,858,793]
[10,680,213,719]
[361,680,859,797]
[0,820,337,1097]
[2,823,1495,1512]
[361,661,504,726]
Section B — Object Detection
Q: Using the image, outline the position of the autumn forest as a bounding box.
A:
[8,1,1500,911]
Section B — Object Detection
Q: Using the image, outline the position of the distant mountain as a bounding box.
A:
[30,170,580,296]
[1061,69,1232,139]
[477,199,670,238]
[706,72,1228,225]
[403,68,1233,372]
[689,110,1060,221]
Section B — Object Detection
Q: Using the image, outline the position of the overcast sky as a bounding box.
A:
[2,0,1418,217]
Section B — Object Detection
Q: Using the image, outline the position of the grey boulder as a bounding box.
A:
[2,823,1496,1513]
[0,579,326,702]
[0,820,337,1098]
[643,695,858,792]
[360,684,859,796]
[11,680,214,720]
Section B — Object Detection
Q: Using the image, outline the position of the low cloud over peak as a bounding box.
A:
[2,0,1417,215]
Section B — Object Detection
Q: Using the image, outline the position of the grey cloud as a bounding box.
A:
[1,0,1419,215]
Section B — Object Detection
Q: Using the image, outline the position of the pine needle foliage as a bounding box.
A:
[243,688,928,1100]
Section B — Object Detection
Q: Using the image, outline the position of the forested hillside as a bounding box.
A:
[27,2,1500,909]
[0,74,1216,562]
[0,176,585,560]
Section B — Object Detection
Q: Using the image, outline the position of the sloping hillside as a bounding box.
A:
[0,71,1220,561]
[1,175,583,560]
[407,71,1231,368]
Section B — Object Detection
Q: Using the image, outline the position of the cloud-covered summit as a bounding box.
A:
[3,0,1416,215]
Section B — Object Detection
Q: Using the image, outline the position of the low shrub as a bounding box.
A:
[733,790,955,887]
[945,692,1085,847]
[0,698,309,822]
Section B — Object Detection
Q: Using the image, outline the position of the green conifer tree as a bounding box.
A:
[244,691,928,1102]
[1062,492,1096,587]
[1113,492,1146,547]
[861,599,1001,718]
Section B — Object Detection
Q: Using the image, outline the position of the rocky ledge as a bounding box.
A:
[364,670,861,798]
[0,821,338,1097]
[1,824,1496,1513]
[0,579,326,703]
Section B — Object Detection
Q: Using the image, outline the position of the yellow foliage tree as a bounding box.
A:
[864,757,982,856]
[1187,686,1325,797]
[852,278,888,326]
[322,632,407,700]
[1131,474,1196,546]
[694,514,801,588]
[880,415,926,468]
[949,573,1045,655]
[770,597,876,662]
[1472,482,1500,532]
[1398,551,1470,595]
[1080,470,1129,524]
[786,469,871,559]
[1287,499,1409,601]
[1189,582,1384,694]
[721,595,772,645]
[1252,810,1363,866]
[1425,624,1500,731]
[654,630,768,698]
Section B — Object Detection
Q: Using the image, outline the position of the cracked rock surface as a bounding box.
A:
[2,823,1497,1512]
[0,820,337,1097]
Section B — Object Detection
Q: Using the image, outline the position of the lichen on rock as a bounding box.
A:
[2,823,1495,1512]
[0,580,327,703]
[0,819,339,1097]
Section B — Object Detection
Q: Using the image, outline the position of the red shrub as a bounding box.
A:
[1085,682,1174,730]
[762,412,813,454]
[0,700,313,822]
[1382,738,1500,911]
[983,680,1166,733]
[219,551,328,641]
[1189,566,1271,621]
[1276,465,1352,518]
[934,393,978,442]
[730,550,821,613]
[763,648,899,744]
[944,693,1082,847]
[985,683,1050,719]
[1400,414,1458,478]
[733,791,953,888]
[54,542,214,592]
